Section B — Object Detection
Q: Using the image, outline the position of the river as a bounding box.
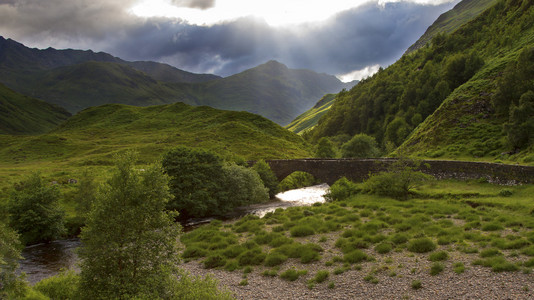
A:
[18,184,329,284]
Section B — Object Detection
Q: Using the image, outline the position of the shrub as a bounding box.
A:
[453,262,465,274]
[362,158,432,200]
[183,246,208,259]
[498,189,513,197]
[391,233,409,245]
[480,248,502,258]
[481,223,503,231]
[407,238,436,253]
[252,160,279,198]
[33,271,79,300]
[411,280,422,290]
[473,257,519,272]
[429,251,449,262]
[203,254,227,269]
[430,263,444,275]
[238,249,266,266]
[375,242,393,254]
[264,252,288,267]
[344,250,369,264]
[315,137,337,158]
[311,270,329,283]
[325,177,361,202]
[290,225,315,237]
[280,269,307,281]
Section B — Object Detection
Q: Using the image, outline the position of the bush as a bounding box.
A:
[391,233,409,245]
[252,160,279,198]
[430,262,444,275]
[407,238,436,253]
[33,271,79,300]
[203,254,227,269]
[428,251,449,261]
[238,249,266,266]
[8,173,66,245]
[344,249,369,264]
[316,137,337,158]
[311,270,329,283]
[325,177,361,202]
[264,252,288,267]
[278,171,317,192]
[375,242,393,254]
[280,269,307,281]
[341,134,380,158]
[481,223,503,231]
[362,158,432,200]
[411,280,422,290]
[290,225,315,237]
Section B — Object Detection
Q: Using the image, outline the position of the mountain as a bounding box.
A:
[406,0,498,54]
[286,94,338,134]
[0,83,70,135]
[0,36,219,84]
[0,102,312,166]
[310,0,534,162]
[0,37,351,125]
[184,61,355,125]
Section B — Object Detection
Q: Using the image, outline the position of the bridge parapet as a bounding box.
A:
[262,159,534,185]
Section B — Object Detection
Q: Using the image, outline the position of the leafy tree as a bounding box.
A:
[341,134,380,158]
[78,152,181,299]
[0,222,27,298]
[163,147,269,218]
[384,117,412,147]
[504,90,534,149]
[252,160,279,198]
[222,163,269,207]
[162,146,226,219]
[315,137,336,158]
[8,173,65,245]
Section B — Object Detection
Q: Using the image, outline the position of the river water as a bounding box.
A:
[18,184,329,284]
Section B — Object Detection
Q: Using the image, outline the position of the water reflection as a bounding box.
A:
[245,183,329,217]
[19,238,81,284]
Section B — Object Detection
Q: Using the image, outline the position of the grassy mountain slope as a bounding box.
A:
[187,61,354,125]
[406,0,498,53]
[0,83,70,135]
[311,0,534,163]
[13,61,193,112]
[400,0,534,162]
[0,36,217,84]
[286,94,337,134]
[0,102,311,167]
[0,37,350,125]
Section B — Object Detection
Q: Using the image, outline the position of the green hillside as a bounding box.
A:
[0,38,350,125]
[406,0,498,53]
[310,0,534,163]
[0,102,311,167]
[286,94,337,134]
[13,61,191,112]
[0,83,70,135]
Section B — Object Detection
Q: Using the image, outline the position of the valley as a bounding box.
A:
[0,0,533,299]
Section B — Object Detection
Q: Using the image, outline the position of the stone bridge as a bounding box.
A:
[263,159,534,185]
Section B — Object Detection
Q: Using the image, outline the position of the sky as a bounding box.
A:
[0,0,458,81]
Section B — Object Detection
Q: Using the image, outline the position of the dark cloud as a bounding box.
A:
[171,0,215,10]
[0,0,456,77]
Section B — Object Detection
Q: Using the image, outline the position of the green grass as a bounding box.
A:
[285,94,337,134]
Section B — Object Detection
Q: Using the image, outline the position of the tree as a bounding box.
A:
[0,222,26,298]
[315,137,336,158]
[252,160,279,198]
[162,146,226,219]
[222,164,269,207]
[8,173,65,245]
[78,152,181,299]
[504,90,534,149]
[340,134,380,158]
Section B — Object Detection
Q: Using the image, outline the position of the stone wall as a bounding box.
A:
[264,159,534,185]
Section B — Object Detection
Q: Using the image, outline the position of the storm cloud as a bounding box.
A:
[0,0,456,79]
